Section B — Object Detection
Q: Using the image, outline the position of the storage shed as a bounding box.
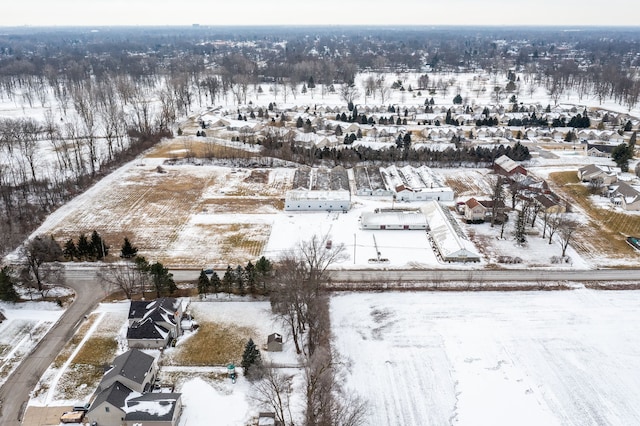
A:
[360,210,428,230]
[284,190,351,211]
[422,201,481,263]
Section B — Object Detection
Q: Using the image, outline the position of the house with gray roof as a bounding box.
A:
[128,298,183,349]
[97,349,158,394]
[87,381,136,426]
[609,181,640,211]
[87,349,182,426]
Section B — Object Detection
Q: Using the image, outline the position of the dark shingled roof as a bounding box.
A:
[128,298,180,326]
[127,317,170,340]
[100,349,155,390]
[90,381,134,412]
[124,393,181,422]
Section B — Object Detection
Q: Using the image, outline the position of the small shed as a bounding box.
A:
[267,333,283,352]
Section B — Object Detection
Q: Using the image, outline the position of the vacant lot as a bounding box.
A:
[332,290,640,426]
[549,171,640,263]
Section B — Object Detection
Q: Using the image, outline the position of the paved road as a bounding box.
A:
[171,267,640,284]
[0,269,104,425]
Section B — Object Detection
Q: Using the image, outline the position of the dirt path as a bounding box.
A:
[0,268,104,425]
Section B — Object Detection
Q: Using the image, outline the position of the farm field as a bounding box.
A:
[331,290,640,426]
[22,141,640,271]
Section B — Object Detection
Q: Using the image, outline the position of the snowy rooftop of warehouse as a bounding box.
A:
[360,210,427,227]
[285,189,351,201]
[422,200,481,261]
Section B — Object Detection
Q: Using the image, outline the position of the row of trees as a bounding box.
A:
[197,257,273,298]
[262,137,530,168]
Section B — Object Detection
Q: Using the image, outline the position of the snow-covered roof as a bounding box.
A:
[360,210,428,227]
[285,189,350,202]
[422,201,480,262]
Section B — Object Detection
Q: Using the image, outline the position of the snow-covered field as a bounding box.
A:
[331,290,640,426]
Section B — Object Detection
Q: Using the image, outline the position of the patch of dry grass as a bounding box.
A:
[72,337,118,365]
[146,139,254,159]
[549,171,640,259]
[53,313,99,369]
[169,322,255,366]
[200,197,282,213]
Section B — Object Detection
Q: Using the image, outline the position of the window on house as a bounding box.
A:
[105,407,110,412]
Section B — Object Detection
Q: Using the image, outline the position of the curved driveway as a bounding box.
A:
[0,268,104,425]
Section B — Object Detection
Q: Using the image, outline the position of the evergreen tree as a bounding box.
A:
[0,267,19,302]
[296,116,304,128]
[120,237,138,259]
[630,131,637,149]
[91,230,108,260]
[210,271,221,296]
[235,265,246,296]
[255,256,272,293]
[241,338,262,378]
[197,270,211,298]
[223,265,235,298]
[63,239,78,261]
[612,143,634,172]
[77,233,92,260]
[624,120,633,132]
[149,262,176,297]
[514,208,527,245]
[335,125,343,136]
[453,94,463,104]
[245,261,257,295]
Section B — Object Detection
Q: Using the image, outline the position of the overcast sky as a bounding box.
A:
[1,0,638,27]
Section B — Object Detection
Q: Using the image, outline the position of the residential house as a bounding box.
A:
[87,381,135,426]
[577,164,618,185]
[609,181,640,211]
[128,298,183,350]
[463,198,506,223]
[535,194,567,214]
[96,349,158,394]
[88,349,158,426]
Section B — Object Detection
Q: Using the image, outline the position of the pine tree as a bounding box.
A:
[149,261,176,297]
[210,271,221,296]
[296,116,304,128]
[245,261,257,295]
[223,266,235,298]
[197,270,210,298]
[235,265,246,296]
[120,237,138,259]
[77,233,92,261]
[0,267,19,302]
[255,256,272,293]
[91,230,108,260]
[241,338,261,378]
[63,239,78,261]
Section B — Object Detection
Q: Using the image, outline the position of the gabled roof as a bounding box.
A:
[101,349,155,389]
[494,155,522,173]
[268,333,283,343]
[129,298,181,326]
[127,317,170,340]
[124,393,181,422]
[91,381,135,412]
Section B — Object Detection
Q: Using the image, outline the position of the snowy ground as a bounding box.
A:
[331,290,640,426]
[0,301,64,390]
